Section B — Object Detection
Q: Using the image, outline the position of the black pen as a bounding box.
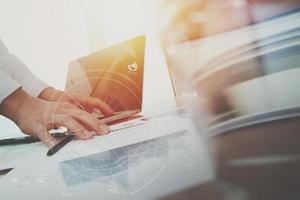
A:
[0,132,71,146]
[47,135,75,156]
[0,168,13,176]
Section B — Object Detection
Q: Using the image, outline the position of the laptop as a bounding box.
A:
[65,35,145,125]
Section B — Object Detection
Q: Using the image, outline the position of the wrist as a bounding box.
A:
[0,88,35,123]
[39,87,72,103]
[38,87,58,101]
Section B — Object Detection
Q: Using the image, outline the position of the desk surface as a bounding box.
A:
[1,115,300,200]
[0,114,213,200]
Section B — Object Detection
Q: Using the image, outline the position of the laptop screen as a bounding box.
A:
[65,35,145,112]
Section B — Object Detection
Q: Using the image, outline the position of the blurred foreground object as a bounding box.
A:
[158,0,300,132]
[161,117,300,200]
[158,2,300,199]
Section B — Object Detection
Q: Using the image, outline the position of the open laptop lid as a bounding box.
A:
[65,35,145,113]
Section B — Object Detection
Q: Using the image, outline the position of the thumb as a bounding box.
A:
[35,123,57,149]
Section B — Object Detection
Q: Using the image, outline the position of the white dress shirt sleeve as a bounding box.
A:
[0,70,21,104]
[0,39,49,97]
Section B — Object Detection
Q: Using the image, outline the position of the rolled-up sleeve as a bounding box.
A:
[0,70,21,104]
[2,54,49,97]
[0,39,49,97]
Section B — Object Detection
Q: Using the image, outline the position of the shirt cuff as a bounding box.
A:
[5,54,50,97]
[0,71,21,104]
[27,78,50,97]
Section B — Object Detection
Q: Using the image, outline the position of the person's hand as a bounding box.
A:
[0,88,110,148]
[38,87,114,116]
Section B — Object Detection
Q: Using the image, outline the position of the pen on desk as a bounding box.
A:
[47,135,75,156]
[0,168,13,176]
[0,132,70,146]
[0,136,40,146]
